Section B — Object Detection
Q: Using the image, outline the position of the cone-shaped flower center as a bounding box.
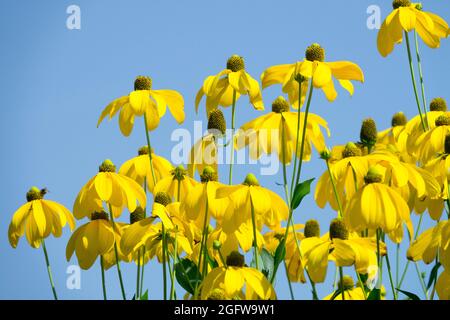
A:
[154,192,172,207]
[207,288,228,300]
[26,186,46,202]
[99,159,116,173]
[226,55,245,72]
[200,166,218,183]
[91,211,109,221]
[392,0,411,9]
[329,218,349,240]
[130,207,145,224]
[304,219,320,238]
[207,109,226,135]
[341,275,355,290]
[435,114,450,127]
[430,97,447,112]
[391,112,407,127]
[213,240,222,250]
[271,96,290,113]
[172,165,187,181]
[342,142,362,158]
[226,251,245,267]
[305,43,325,62]
[360,118,378,147]
[364,166,383,184]
[243,173,260,186]
[138,145,153,155]
[134,76,152,91]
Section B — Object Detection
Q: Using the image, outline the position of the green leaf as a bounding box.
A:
[259,249,275,280]
[427,262,441,290]
[140,289,148,300]
[274,239,286,268]
[367,288,381,300]
[174,258,201,295]
[396,288,421,300]
[291,178,315,210]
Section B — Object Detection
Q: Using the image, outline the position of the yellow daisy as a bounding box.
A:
[73,159,146,219]
[195,55,264,116]
[8,187,75,249]
[153,165,198,202]
[261,43,364,105]
[436,271,450,300]
[97,76,185,136]
[377,0,449,57]
[322,276,366,300]
[119,146,173,192]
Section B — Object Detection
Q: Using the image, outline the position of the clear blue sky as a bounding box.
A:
[0,0,449,300]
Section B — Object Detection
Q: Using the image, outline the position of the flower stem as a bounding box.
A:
[326,159,343,218]
[161,224,168,300]
[194,195,209,298]
[414,30,429,129]
[42,240,58,300]
[354,268,367,300]
[170,231,178,300]
[339,266,345,300]
[108,204,126,300]
[414,262,429,300]
[376,228,383,297]
[384,250,397,300]
[228,89,237,185]
[140,247,145,296]
[284,261,295,300]
[250,198,259,270]
[289,80,304,199]
[136,249,141,300]
[100,255,107,300]
[404,31,427,132]
[143,113,157,186]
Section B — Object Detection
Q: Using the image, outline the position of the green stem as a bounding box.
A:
[339,266,345,300]
[404,31,427,132]
[143,113,157,186]
[194,195,209,298]
[294,79,314,189]
[414,262,429,300]
[354,268,367,300]
[228,90,237,185]
[414,30,429,129]
[100,255,107,300]
[289,80,304,199]
[140,247,145,297]
[396,243,400,287]
[136,249,141,300]
[42,240,58,300]
[384,250,398,300]
[161,224,168,300]
[326,160,343,218]
[108,204,126,300]
[250,198,259,270]
[284,261,295,300]
[170,231,178,300]
[376,228,383,296]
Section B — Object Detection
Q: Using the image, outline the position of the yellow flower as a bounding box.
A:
[73,159,146,219]
[407,220,450,270]
[300,219,381,283]
[322,276,366,300]
[97,76,185,136]
[216,174,288,233]
[66,211,122,270]
[436,271,450,300]
[8,187,75,248]
[377,112,409,152]
[119,146,173,192]
[200,251,276,300]
[414,112,450,163]
[261,43,364,105]
[195,55,264,116]
[344,166,413,242]
[235,96,330,164]
[377,0,449,57]
[153,165,198,202]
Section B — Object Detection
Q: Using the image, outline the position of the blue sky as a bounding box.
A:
[0,0,449,299]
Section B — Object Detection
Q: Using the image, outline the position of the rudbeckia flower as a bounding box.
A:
[407,220,450,270]
[300,219,381,283]
[414,112,450,163]
[378,112,409,152]
[66,211,122,270]
[216,174,288,233]
[200,251,276,300]
[322,276,366,300]
[188,109,226,178]
[377,0,450,57]
[153,165,197,202]
[195,55,264,116]
[97,76,185,136]
[344,166,414,242]
[8,187,75,248]
[261,43,364,104]
[119,146,173,192]
[73,160,146,219]
[235,96,330,164]
[436,271,450,300]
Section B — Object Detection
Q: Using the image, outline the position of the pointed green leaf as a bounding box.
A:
[291,178,315,210]
[174,258,201,295]
[396,288,421,300]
